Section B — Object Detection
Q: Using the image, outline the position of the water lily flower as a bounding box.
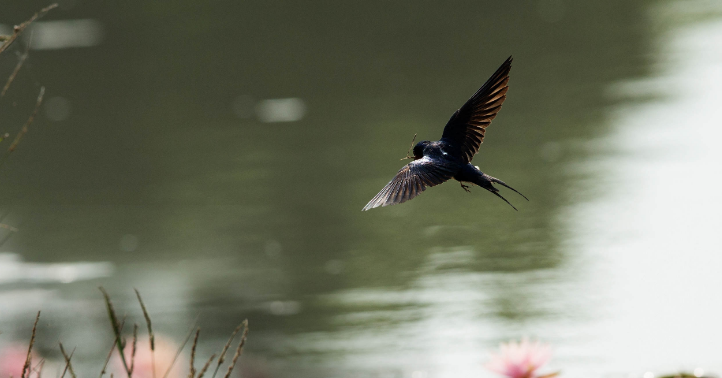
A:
[485,338,558,378]
[0,344,40,378]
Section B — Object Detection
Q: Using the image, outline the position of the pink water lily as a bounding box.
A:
[0,344,40,378]
[485,338,558,378]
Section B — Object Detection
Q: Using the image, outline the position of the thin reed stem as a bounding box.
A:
[196,354,215,378]
[100,338,117,378]
[188,329,200,378]
[1,47,29,98]
[20,311,40,378]
[134,289,156,378]
[0,86,45,170]
[58,343,77,378]
[210,323,243,378]
[99,287,132,377]
[33,359,45,378]
[0,4,57,55]
[129,323,138,377]
[100,316,126,378]
[162,320,198,378]
[222,320,248,378]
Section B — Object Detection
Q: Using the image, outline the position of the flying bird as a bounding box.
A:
[362,56,528,211]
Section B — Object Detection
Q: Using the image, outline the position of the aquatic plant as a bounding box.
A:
[8,288,248,378]
[485,338,558,378]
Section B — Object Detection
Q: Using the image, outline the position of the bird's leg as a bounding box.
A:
[400,133,418,160]
[460,182,471,193]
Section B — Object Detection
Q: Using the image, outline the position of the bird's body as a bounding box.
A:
[362,56,527,211]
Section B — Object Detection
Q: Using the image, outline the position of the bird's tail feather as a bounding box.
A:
[490,190,518,211]
[485,175,529,201]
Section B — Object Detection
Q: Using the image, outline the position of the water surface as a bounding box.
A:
[0,1,720,377]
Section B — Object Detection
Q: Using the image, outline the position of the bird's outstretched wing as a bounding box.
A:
[362,156,455,211]
[440,56,512,163]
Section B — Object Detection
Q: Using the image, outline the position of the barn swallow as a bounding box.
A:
[362,56,528,211]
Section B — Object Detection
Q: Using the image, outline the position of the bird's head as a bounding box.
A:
[412,141,429,159]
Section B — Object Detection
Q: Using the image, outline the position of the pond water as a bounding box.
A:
[1,1,721,377]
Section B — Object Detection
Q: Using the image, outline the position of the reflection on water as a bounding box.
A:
[255,98,307,123]
[0,20,103,50]
[0,253,112,284]
[0,0,721,377]
[28,19,104,50]
[558,1,722,374]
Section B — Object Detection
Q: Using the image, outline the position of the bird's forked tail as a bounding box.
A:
[476,172,528,211]
[486,175,529,201]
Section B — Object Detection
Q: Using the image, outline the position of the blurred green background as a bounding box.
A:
[1,0,722,377]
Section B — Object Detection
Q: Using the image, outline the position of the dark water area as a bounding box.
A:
[1,1,721,377]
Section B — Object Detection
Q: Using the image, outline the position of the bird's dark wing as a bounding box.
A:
[440,56,512,163]
[362,156,455,211]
